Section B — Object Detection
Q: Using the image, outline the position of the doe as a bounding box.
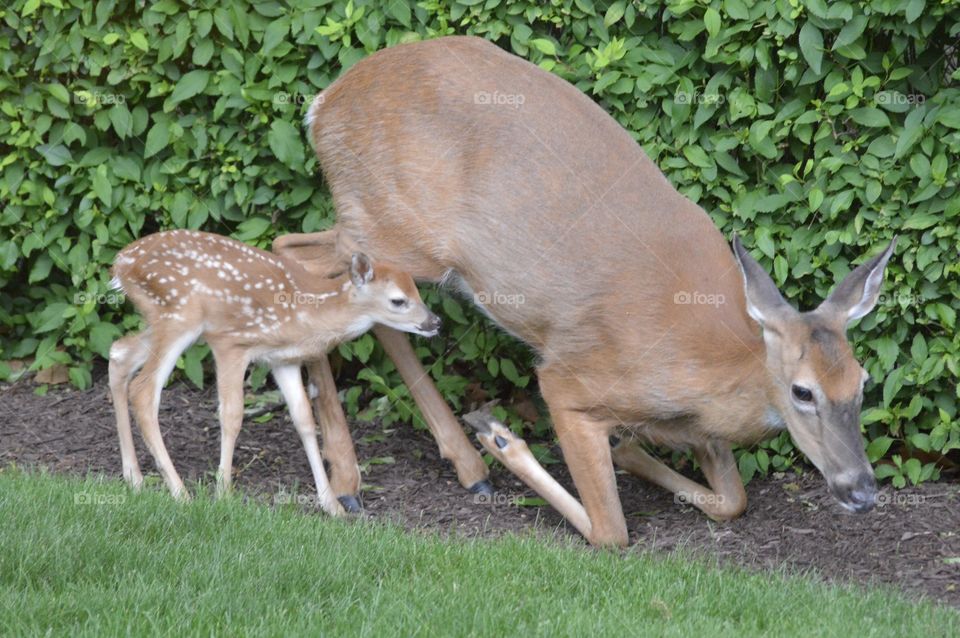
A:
[108,229,440,515]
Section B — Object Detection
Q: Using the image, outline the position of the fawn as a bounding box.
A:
[108,229,441,515]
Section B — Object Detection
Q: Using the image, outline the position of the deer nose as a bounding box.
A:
[832,472,877,513]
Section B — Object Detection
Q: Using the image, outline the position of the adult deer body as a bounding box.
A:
[109,229,440,513]
[275,36,895,546]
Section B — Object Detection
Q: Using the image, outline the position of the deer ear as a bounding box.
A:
[818,237,897,325]
[349,253,374,288]
[731,234,794,328]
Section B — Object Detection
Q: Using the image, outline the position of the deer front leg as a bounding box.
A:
[305,357,363,513]
[373,324,492,496]
[611,438,747,521]
[272,364,345,517]
[464,406,592,540]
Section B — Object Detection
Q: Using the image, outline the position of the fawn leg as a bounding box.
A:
[108,330,153,488]
[129,325,201,500]
[210,343,248,496]
[306,357,363,512]
[272,364,344,516]
[373,324,492,495]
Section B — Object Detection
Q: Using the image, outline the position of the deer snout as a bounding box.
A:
[829,470,878,513]
[419,312,442,336]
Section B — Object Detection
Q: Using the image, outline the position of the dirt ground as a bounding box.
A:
[2,370,958,608]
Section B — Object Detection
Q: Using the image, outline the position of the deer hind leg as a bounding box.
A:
[209,343,248,497]
[108,330,153,488]
[611,438,747,521]
[305,357,362,512]
[373,324,492,495]
[128,325,201,500]
[272,363,344,516]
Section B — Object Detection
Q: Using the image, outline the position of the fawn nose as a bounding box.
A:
[421,313,442,335]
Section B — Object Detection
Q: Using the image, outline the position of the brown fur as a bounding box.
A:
[276,36,895,545]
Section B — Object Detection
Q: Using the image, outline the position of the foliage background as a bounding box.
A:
[1,0,957,484]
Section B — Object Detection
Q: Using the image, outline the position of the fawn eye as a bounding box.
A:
[791,385,814,403]
[390,298,407,308]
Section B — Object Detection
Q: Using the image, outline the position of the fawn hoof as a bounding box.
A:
[337,495,363,513]
[468,479,495,497]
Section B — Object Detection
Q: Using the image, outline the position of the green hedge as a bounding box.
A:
[1,0,957,484]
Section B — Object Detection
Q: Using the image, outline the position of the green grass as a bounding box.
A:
[0,469,955,637]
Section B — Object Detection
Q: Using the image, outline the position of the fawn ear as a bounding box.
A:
[731,234,794,329]
[350,253,374,288]
[818,237,897,326]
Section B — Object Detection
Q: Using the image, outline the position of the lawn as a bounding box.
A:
[0,469,955,637]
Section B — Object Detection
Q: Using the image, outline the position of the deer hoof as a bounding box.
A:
[337,495,363,513]
[468,479,494,497]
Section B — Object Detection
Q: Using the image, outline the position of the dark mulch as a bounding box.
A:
[1,371,957,607]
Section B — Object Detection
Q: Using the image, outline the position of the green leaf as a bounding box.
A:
[169,70,211,105]
[867,437,894,463]
[234,217,272,241]
[901,214,939,230]
[754,227,775,258]
[268,120,305,167]
[262,18,289,55]
[130,31,149,52]
[849,107,889,128]
[704,8,721,37]
[442,296,468,325]
[833,16,868,50]
[22,0,40,16]
[387,1,412,28]
[37,144,72,167]
[874,337,899,371]
[798,22,824,75]
[604,1,625,27]
[905,0,925,23]
[144,119,170,158]
[682,145,713,168]
[530,39,557,56]
[91,166,112,207]
[35,303,69,333]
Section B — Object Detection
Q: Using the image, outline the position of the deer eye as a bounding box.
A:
[791,385,814,403]
[390,298,407,308]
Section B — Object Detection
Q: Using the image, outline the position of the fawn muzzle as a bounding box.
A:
[419,312,442,337]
